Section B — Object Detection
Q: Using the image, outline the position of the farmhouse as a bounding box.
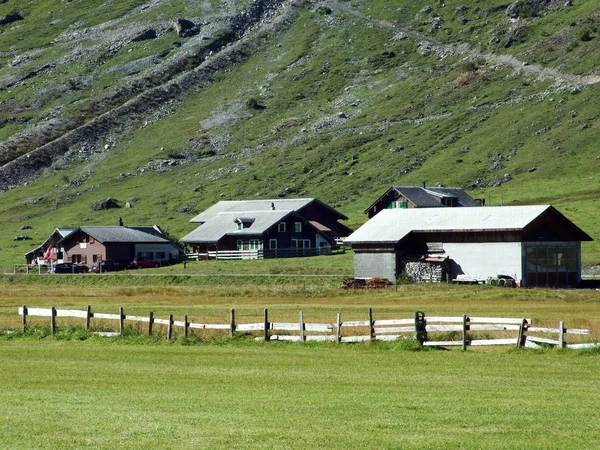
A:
[57,224,180,267]
[365,185,480,218]
[345,205,592,287]
[181,198,352,258]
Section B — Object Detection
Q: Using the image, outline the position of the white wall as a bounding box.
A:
[443,242,523,282]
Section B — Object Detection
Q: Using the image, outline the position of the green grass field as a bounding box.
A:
[2,338,600,449]
[2,256,600,448]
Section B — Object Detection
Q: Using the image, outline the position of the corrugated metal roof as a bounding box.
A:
[181,210,293,243]
[80,226,170,243]
[189,199,316,223]
[346,205,552,244]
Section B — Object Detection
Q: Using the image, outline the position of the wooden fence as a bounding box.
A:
[187,246,331,260]
[16,306,597,349]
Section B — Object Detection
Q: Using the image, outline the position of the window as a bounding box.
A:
[526,245,578,287]
[237,240,243,250]
[389,201,408,209]
[71,254,82,264]
[294,222,302,233]
[249,240,261,250]
[156,252,166,259]
[292,240,311,249]
[278,222,286,233]
[89,237,95,244]
[269,239,277,250]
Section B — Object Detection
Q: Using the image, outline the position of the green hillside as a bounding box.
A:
[1,0,599,268]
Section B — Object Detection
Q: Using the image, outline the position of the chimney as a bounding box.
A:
[118,217,123,226]
[271,202,275,210]
[422,181,426,188]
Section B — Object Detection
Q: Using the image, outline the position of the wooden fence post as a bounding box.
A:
[148,311,154,335]
[85,305,91,331]
[336,313,341,344]
[558,321,564,349]
[167,314,173,342]
[229,308,235,337]
[119,307,124,335]
[51,306,56,336]
[368,307,374,341]
[462,314,468,351]
[184,315,189,338]
[517,318,527,348]
[264,308,270,342]
[414,311,426,345]
[299,311,305,342]
[21,305,27,332]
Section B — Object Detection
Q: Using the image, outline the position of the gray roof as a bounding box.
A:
[182,210,293,244]
[190,199,314,223]
[79,226,171,244]
[395,187,444,208]
[347,205,562,244]
[189,198,348,223]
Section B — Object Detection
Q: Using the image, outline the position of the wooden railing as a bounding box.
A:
[16,306,597,349]
[187,246,332,260]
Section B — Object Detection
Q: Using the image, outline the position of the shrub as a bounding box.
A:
[458,61,478,73]
[576,27,594,42]
[246,97,265,110]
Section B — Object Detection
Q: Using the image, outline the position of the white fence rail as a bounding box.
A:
[16,306,598,349]
[187,246,332,261]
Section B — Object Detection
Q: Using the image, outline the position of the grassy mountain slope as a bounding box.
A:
[0,0,599,268]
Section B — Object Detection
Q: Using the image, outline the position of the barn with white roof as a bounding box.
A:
[345,205,592,287]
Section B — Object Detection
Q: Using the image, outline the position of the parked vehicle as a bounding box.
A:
[129,257,160,269]
[50,263,89,274]
[91,260,129,273]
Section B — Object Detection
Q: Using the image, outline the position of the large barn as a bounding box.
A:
[345,205,592,287]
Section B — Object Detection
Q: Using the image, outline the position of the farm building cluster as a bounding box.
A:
[24,185,593,288]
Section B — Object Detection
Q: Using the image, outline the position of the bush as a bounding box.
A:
[577,27,594,42]
[246,97,265,110]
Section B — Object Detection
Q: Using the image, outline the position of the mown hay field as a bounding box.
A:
[1,273,600,449]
